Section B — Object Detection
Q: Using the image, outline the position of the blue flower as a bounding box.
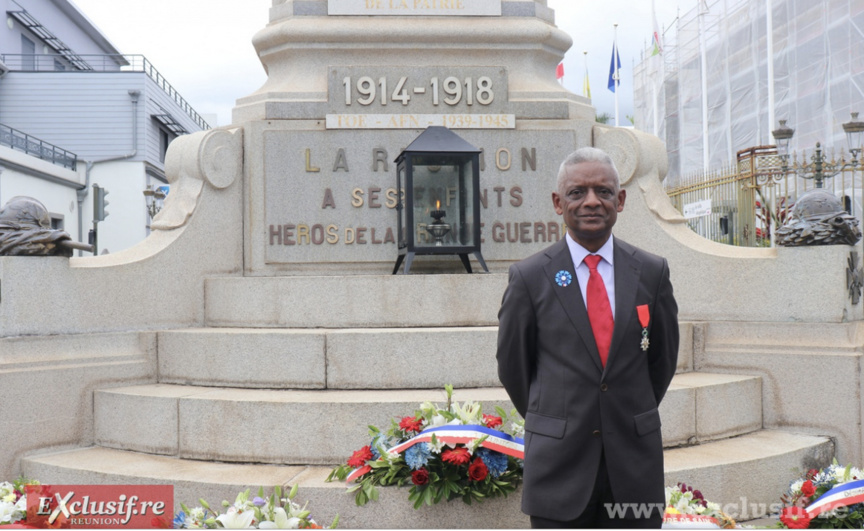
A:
[405,442,432,470]
[477,448,509,478]
[370,432,389,460]
[252,496,266,507]
[173,511,186,529]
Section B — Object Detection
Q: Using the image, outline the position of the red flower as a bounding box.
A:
[441,447,471,465]
[483,414,503,429]
[347,445,374,467]
[399,416,424,433]
[151,516,172,529]
[800,480,815,497]
[780,506,812,529]
[411,468,430,485]
[468,458,489,481]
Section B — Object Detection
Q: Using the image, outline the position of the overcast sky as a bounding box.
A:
[70,0,683,127]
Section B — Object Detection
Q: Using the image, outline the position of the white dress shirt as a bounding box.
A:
[564,232,616,318]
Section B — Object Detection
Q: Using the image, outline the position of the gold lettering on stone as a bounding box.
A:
[351,188,364,207]
[305,149,320,172]
[496,148,511,171]
[385,188,399,209]
[326,224,339,244]
[297,224,310,245]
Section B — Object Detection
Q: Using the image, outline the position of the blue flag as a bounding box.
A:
[607,41,621,92]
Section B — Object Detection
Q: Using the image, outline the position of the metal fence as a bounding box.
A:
[0,54,210,131]
[665,146,862,247]
[0,123,77,170]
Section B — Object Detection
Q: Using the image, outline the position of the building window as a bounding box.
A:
[54,59,65,71]
[50,214,64,230]
[21,35,35,70]
[159,128,175,163]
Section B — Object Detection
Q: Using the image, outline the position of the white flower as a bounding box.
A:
[790,479,804,493]
[0,501,18,524]
[184,506,207,527]
[258,507,301,529]
[429,414,448,427]
[216,506,256,529]
[451,401,483,424]
[511,421,525,438]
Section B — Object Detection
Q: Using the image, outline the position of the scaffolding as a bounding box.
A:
[634,0,864,185]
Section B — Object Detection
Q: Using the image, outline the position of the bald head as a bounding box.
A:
[556,147,620,193]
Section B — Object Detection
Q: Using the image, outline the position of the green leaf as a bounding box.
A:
[423,485,435,506]
[198,498,211,511]
[329,514,340,529]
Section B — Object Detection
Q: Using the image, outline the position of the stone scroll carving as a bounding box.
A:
[151,127,243,231]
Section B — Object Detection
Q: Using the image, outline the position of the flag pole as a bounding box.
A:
[699,1,709,171]
[583,50,589,98]
[651,0,660,135]
[614,23,619,127]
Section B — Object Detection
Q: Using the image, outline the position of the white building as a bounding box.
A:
[633,0,863,184]
[0,0,208,254]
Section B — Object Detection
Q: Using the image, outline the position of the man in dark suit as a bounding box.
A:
[497,147,678,528]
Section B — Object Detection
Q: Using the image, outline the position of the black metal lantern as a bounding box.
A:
[392,126,488,274]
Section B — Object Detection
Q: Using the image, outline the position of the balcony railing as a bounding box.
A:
[0,54,211,131]
[0,123,78,170]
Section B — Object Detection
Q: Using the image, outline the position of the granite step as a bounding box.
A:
[93,374,761,463]
[203,274,508,328]
[156,325,694,389]
[22,430,833,528]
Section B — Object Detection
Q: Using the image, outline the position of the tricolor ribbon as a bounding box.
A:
[637,304,650,351]
[344,425,524,483]
[805,479,864,518]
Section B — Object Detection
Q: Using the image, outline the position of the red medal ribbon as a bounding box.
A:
[637,304,650,328]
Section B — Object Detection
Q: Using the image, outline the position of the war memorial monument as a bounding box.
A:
[0,0,859,527]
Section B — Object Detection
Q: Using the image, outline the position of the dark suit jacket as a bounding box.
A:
[496,236,678,522]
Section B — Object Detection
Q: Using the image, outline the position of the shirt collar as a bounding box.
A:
[565,232,615,268]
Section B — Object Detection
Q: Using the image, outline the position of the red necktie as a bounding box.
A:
[584,255,614,367]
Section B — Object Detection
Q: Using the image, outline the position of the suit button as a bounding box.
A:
[592,430,601,437]
[600,383,608,391]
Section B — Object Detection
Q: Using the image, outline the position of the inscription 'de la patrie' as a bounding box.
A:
[328,0,502,16]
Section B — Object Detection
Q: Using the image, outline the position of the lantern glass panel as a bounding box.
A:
[411,155,474,249]
[397,164,406,247]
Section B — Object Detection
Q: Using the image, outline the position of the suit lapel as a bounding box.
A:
[542,239,604,374]
[603,239,642,378]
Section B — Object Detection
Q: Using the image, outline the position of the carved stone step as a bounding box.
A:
[94,374,760,463]
[156,322,695,389]
[22,430,833,528]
